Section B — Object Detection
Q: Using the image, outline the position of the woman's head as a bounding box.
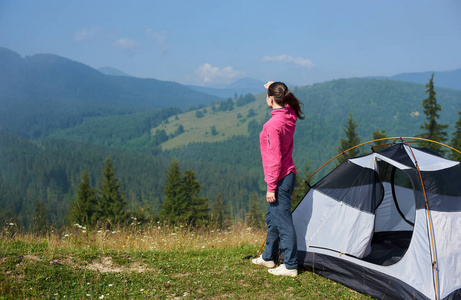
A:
[267,82,289,106]
[266,81,305,120]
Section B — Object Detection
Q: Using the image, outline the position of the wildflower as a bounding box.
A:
[9,223,14,226]
[54,260,58,263]
[108,284,113,287]
[140,289,144,292]
[99,295,105,299]
[50,261,53,264]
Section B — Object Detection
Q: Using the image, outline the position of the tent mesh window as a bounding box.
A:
[362,160,416,266]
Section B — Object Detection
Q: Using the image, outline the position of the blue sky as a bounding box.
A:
[1,0,460,87]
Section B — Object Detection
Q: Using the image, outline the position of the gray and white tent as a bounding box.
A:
[293,139,461,300]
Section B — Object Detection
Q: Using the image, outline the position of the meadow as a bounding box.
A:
[0,223,372,299]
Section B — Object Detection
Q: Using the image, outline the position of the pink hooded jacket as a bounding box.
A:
[259,105,297,192]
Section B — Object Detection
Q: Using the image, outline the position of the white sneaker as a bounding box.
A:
[268,264,298,277]
[251,256,276,268]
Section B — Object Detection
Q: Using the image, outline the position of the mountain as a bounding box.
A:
[2,78,461,228]
[369,68,461,90]
[50,77,461,162]
[0,47,220,137]
[98,66,131,77]
[2,47,461,227]
[157,78,461,160]
[186,78,266,98]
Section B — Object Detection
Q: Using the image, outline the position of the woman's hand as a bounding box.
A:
[266,191,276,203]
[264,81,274,90]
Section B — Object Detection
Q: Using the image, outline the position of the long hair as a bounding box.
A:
[267,82,305,120]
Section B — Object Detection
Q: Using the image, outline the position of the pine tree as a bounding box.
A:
[180,170,209,226]
[450,110,461,161]
[337,113,361,163]
[68,170,98,227]
[32,200,50,235]
[160,160,209,226]
[372,130,388,145]
[210,193,229,228]
[419,73,449,154]
[97,157,127,226]
[160,159,183,224]
[246,192,264,229]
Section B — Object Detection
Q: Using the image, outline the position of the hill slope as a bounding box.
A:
[50,77,461,169]
[0,47,219,137]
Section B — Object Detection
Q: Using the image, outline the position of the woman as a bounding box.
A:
[252,81,304,277]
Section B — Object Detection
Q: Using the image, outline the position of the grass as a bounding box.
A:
[154,96,267,150]
[0,224,373,299]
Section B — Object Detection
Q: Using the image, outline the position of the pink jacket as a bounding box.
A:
[259,105,297,192]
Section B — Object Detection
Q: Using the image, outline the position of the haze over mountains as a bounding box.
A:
[0,47,220,137]
[369,69,461,91]
[1,46,460,227]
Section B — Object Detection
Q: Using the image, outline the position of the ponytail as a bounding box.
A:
[267,82,305,120]
[284,91,305,120]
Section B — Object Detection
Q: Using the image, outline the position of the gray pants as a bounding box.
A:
[262,172,298,269]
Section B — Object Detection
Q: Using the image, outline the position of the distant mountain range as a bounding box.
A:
[95,65,267,98]
[1,46,460,226]
[368,68,461,90]
[0,47,217,108]
[186,78,266,98]
[0,47,219,137]
[98,66,131,77]
[1,45,460,139]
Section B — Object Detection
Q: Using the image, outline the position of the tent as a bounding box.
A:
[293,138,461,300]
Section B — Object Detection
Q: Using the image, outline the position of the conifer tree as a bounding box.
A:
[97,157,127,226]
[160,159,183,224]
[372,130,388,146]
[246,192,264,229]
[211,193,229,228]
[419,73,449,154]
[68,170,98,227]
[32,200,50,235]
[160,160,209,226]
[337,113,361,163]
[450,110,461,161]
[180,170,209,226]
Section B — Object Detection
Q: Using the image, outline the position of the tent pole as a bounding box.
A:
[401,138,440,300]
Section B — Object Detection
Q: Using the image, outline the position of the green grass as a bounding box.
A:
[155,96,267,150]
[0,225,373,299]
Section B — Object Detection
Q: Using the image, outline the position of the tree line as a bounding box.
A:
[1,75,460,233]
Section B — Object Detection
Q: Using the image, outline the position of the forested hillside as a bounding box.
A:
[0,47,219,138]
[1,48,460,229]
[0,131,264,228]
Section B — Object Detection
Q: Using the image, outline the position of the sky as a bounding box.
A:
[1,0,460,87]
